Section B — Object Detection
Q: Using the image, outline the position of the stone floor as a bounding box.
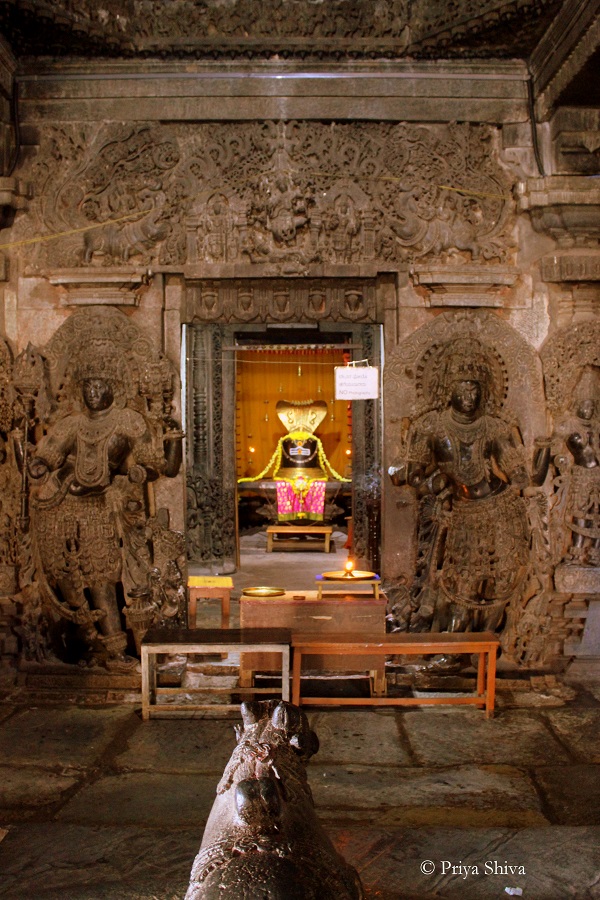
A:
[1,540,599,898]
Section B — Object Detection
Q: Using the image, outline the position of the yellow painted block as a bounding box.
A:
[187,576,233,588]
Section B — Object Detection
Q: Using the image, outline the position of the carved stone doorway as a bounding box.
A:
[184,310,381,574]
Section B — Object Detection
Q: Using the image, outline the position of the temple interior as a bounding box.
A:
[0,1,599,897]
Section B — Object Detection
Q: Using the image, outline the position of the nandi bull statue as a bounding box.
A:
[186,700,363,900]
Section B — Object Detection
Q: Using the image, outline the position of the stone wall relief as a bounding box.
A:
[541,321,600,658]
[17,121,515,279]
[12,308,186,672]
[385,311,559,665]
[0,337,20,598]
[184,278,378,325]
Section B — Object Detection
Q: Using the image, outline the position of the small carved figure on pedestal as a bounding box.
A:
[552,366,600,567]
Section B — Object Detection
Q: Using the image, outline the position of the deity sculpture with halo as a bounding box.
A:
[390,336,549,636]
[20,313,185,672]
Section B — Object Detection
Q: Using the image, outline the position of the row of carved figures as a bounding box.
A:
[0,308,186,672]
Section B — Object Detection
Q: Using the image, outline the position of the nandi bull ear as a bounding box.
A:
[240,701,263,727]
[271,700,303,733]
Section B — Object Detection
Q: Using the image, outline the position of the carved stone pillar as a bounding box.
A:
[518,175,600,325]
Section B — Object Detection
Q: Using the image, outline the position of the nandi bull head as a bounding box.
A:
[186,700,363,900]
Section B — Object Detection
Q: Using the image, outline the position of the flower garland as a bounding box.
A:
[238,430,350,485]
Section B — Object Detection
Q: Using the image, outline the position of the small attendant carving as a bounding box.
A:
[552,367,600,567]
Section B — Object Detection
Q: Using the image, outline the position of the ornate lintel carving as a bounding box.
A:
[47,268,150,306]
[411,263,519,307]
[18,121,515,273]
[184,277,379,324]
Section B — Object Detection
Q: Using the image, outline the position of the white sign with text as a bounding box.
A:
[334,366,379,400]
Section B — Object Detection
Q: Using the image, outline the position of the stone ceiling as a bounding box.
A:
[0,0,566,61]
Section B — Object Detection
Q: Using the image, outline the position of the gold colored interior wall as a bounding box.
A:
[236,349,352,479]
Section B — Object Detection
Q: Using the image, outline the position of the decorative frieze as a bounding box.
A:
[184,278,378,324]
[16,121,515,277]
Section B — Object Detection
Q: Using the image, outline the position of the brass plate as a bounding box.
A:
[321,570,376,581]
[241,586,286,597]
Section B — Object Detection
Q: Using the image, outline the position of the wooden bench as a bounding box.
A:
[141,626,291,719]
[187,575,233,629]
[266,525,333,552]
[239,590,388,696]
[291,631,500,718]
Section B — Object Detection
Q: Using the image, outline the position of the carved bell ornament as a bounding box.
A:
[276,399,328,434]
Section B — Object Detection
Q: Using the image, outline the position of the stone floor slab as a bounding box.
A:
[1,821,599,900]
[114,718,237,774]
[55,772,219,827]
[542,708,600,763]
[306,710,410,765]
[330,825,600,899]
[0,706,134,770]
[401,708,571,766]
[533,764,600,825]
[0,823,200,899]
[310,764,547,827]
[0,765,80,810]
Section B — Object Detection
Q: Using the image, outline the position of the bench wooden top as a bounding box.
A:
[292,631,499,651]
[187,576,233,588]
[143,626,292,646]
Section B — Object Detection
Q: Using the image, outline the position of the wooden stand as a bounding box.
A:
[266,525,333,552]
[291,631,499,717]
[315,574,380,600]
[239,590,387,695]
[187,575,233,628]
[141,626,291,719]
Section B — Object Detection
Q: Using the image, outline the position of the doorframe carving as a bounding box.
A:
[183,276,383,570]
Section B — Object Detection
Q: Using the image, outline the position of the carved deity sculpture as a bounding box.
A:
[391,338,549,634]
[28,366,152,669]
[21,313,185,671]
[552,367,600,566]
[186,700,362,900]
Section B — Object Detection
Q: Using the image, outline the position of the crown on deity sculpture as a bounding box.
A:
[75,340,122,384]
[443,338,491,388]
